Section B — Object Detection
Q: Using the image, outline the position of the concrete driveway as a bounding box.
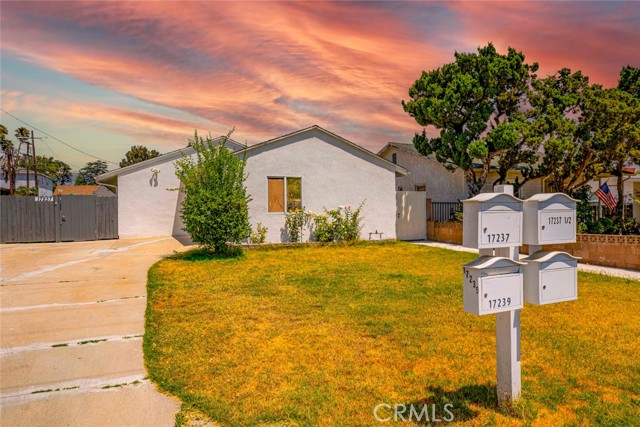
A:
[1,237,188,426]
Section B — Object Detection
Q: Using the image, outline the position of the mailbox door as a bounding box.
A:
[479,211,522,248]
[540,268,577,303]
[479,274,523,314]
[538,210,576,243]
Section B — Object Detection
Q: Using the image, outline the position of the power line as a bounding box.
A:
[0,108,119,166]
[40,137,58,157]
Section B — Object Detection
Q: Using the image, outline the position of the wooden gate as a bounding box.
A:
[396,191,427,241]
[0,195,118,243]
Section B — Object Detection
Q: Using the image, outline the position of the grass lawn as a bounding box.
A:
[144,241,640,427]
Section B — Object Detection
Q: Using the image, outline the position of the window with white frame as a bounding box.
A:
[267,177,302,213]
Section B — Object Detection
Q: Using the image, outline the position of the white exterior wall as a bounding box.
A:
[115,129,398,242]
[245,130,397,242]
[116,154,185,238]
[380,147,465,202]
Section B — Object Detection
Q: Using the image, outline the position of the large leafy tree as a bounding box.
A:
[524,69,602,193]
[618,65,640,99]
[174,130,250,252]
[18,155,72,186]
[43,156,73,186]
[119,145,160,168]
[76,160,109,185]
[584,85,640,211]
[589,90,640,206]
[402,43,539,197]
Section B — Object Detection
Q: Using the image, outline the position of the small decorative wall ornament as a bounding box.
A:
[151,168,161,174]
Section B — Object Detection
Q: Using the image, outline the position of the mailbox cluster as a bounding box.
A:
[462,192,579,315]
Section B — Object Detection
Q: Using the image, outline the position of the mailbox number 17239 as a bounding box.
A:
[488,297,512,309]
[486,233,509,243]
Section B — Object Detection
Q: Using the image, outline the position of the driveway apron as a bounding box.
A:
[1,237,187,426]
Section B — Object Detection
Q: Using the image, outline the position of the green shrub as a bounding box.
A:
[284,208,307,242]
[312,203,364,242]
[283,203,365,243]
[14,186,37,196]
[249,222,268,244]
[174,130,251,252]
[572,186,639,235]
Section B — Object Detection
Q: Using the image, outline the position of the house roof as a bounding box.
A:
[54,185,114,196]
[2,169,56,181]
[378,142,419,156]
[98,125,407,180]
[97,136,244,181]
[379,142,511,172]
[378,142,459,169]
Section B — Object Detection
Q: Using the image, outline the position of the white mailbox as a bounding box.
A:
[523,251,578,305]
[463,256,525,316]
[463,193,523,249]
[523,193,578,245]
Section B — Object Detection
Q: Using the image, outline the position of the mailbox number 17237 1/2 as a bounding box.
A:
[486,233,510,243]
[548,216,571,225]
[488,297,512,309]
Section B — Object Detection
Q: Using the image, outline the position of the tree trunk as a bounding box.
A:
[465,168,481,197]
[616,163,624,213]
[465,162,490,198]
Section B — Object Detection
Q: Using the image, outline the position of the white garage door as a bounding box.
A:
[396,191,426,241]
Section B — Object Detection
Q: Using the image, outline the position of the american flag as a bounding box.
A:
[595,183,618,212]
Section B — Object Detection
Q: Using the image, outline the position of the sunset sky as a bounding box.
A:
[1,1,638,170]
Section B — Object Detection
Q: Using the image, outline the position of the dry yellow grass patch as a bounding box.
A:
[144,242,640,427]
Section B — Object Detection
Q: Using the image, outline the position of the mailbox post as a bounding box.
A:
[463,185,523,403]
[462,186,579,405]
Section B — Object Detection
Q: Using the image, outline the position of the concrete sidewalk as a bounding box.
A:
[413,241,640,281]
[1,237,189,427]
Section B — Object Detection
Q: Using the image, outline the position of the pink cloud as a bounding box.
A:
[1,2,450,146]
[2,0,638,163]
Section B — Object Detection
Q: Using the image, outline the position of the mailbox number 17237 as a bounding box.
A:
[486,233,509,243]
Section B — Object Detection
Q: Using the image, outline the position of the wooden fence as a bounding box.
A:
[0,195,118,243]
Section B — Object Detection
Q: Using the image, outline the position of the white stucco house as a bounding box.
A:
[0,169,55,196]
[97,126,407,242]
[378,142,466,202]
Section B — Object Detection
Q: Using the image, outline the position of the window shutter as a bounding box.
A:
[268,178,285,212]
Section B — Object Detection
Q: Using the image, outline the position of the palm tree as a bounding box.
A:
[14,127,30,142]
[1,124,16,194]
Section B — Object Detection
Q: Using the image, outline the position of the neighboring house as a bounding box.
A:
[381,141,640,221]
[54,185,115,197]
[585,171,640,221]
[98,125,407,242]
[378,143,466,202]
[0,169,55,196]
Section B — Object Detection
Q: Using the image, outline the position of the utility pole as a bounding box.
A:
[25,135,30,190]
[31,130,39,194]
[8,149,15,195]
